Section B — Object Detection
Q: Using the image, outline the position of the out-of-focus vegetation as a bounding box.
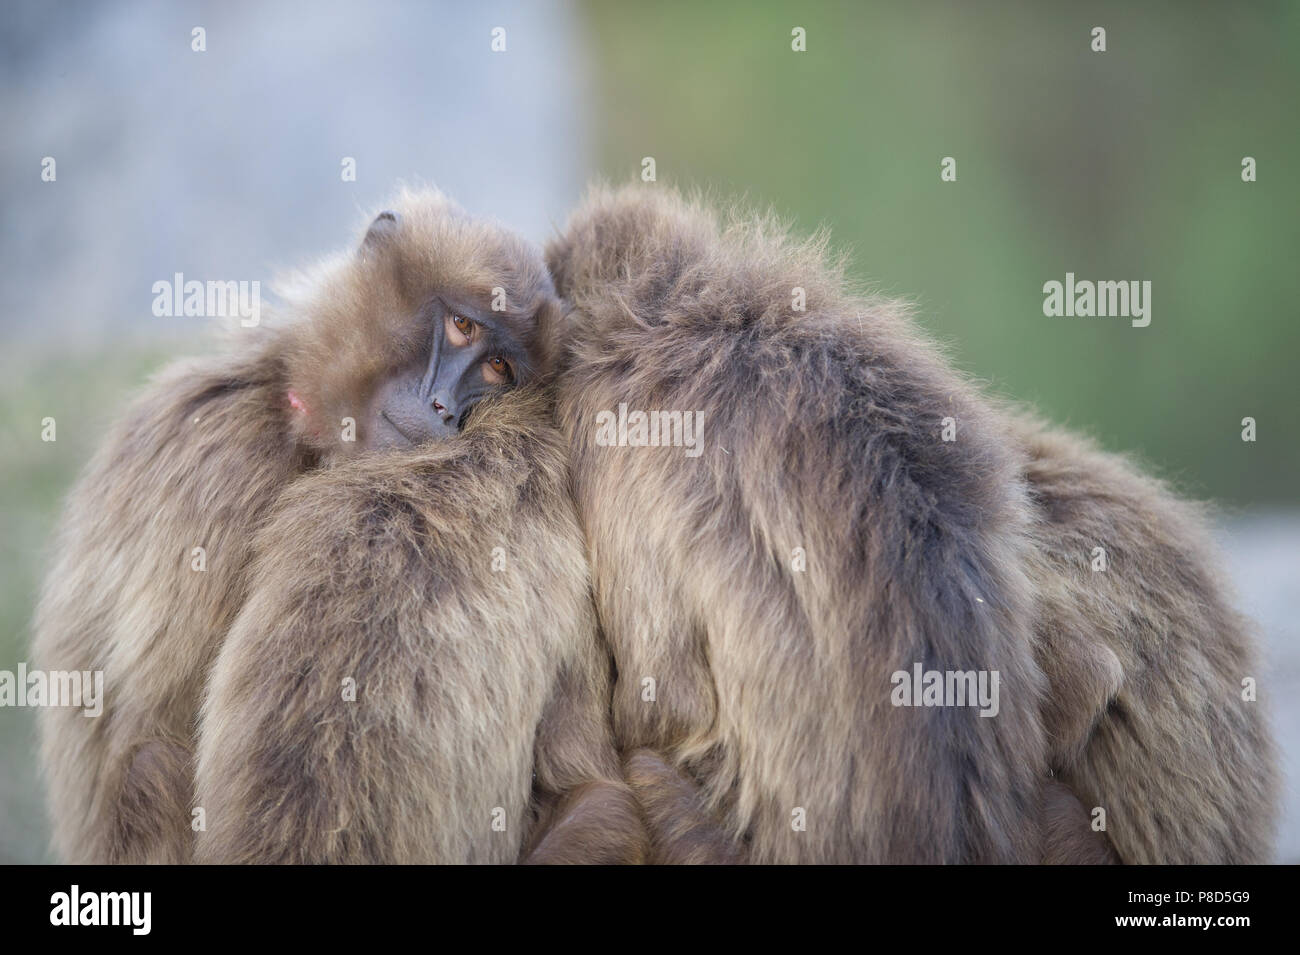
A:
[580,0,1300,505]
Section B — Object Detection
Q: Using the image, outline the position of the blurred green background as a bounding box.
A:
[2,1,1296,862]
[579,0,1300,504]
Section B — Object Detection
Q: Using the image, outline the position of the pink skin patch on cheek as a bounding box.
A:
[287,389,322,438]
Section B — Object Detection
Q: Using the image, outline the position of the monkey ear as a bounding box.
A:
[360,211,399,254]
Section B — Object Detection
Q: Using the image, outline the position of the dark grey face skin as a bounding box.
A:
[352,210,538,452]
[363,298,529,451]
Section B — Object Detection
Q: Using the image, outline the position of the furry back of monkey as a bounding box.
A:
[547,184,1278,864]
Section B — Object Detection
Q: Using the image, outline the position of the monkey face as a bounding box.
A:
[282,194,558,459]
[363,298,530,449]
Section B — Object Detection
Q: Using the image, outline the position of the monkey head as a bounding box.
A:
[277,188,560,460]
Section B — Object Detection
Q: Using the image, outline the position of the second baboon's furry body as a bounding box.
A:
[546,184,1277,864]
[548,186,1049,863]
[1014,415,1276,863]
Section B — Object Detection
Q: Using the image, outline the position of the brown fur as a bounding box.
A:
[548,185,1049,863]
[623,750,747,864]
[114,739,194,864]
[34,348,303,863]
[193,388,640,863]
[523,782,648,865]
[1038,779,1119,865]
[545,183,1278,864]
[1014,415,1278,863]
[33,189,640,863]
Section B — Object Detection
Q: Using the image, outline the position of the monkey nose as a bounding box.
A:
[431,397,456,424]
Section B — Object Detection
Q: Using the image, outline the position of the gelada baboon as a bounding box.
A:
[194,386,640,864]
[1013,415,1276,864]
[545,184,1277,864]
[33,189,642,864]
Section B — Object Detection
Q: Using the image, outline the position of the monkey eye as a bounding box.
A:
[446,313,474,345]
[483,355,514,385]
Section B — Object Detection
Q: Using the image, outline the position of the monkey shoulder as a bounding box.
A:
[1013,412,1242,660]
[85,352,293,488]
[39,352,295,628]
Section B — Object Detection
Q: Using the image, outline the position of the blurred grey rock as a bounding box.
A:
[0,0,592,348]
[1218,512,1300,863]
